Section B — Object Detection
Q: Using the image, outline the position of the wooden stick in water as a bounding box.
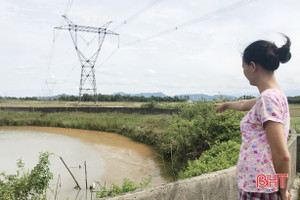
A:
[59,156,81,190]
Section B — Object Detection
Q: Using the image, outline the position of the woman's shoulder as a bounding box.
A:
[259,89,286,98]
[257,89,288,107]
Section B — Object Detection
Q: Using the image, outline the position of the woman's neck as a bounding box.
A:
[256,73,280,94]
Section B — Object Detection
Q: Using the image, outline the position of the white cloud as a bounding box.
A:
[0,0,299,97]
[14,65,32,70]
[146,69,156,74]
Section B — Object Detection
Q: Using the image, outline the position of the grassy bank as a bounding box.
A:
[0,102,245,179]
[290,104,300,133]
[290,104,300,117]
[0,111,173,145]
[1,102,298,180]
[0,99,179,108]
[291,117,300,133]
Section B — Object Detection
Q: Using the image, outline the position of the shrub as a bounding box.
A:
[156,102,244,176]
[178,140,240,179]
[140,101,158,109]
[0,152,53,200]
[95,175,152,198]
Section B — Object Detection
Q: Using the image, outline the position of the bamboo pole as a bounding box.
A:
[84,161,88,189]
[59,156,81,190]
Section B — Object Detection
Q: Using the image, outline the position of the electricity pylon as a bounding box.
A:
[55,15,118,103]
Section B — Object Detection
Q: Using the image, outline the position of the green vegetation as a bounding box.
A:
[290,104,300,117]
[0,94,189,102]
[140,101,158,109]
[95,175,152,198]
[0,99,180,108]
[290,104,300,133]
[238,95,256,100]
[288,96,300,104]
[0,152,53,200]
[160,102,244,176]
[2,94,300,103]
[1,99,299,198]
[0,102,244,179]
[291,117,300,133]
[59,93,189,102]
[178,140,240,179]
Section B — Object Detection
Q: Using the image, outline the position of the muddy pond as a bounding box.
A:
[0,126,169,199]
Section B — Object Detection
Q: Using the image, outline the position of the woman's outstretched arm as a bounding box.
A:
[214,98,256,113]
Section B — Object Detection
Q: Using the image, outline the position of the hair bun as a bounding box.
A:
[278,35,292,63]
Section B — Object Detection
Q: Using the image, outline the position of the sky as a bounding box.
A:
[0,0,299,98]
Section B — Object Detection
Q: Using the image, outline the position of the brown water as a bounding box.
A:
[0,126,169,199]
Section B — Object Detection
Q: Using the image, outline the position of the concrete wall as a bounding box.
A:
[288,129,298,190]
[0,107,179,115]
[98,130,298,200]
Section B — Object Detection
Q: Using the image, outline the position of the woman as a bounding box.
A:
[214,35,292,200]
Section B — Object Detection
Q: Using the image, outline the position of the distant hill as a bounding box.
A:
[113,92,236,101]
[37,93,72,100]
[183,94,236,101]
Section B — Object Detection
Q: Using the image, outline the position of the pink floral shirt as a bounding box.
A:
[236,89,290,193]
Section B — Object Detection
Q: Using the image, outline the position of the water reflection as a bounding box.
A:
[0,126,167,199]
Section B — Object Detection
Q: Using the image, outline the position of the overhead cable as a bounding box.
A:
[112,0,163,30]
[64,0,74,16]
[43,0,75,97]
[121,0,259,47]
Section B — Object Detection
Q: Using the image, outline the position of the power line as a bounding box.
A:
[112,0,163,30]
[53,0,75,43]
[50,0,161,82]
[98,47,119,67]
[98,0,258,68]
[85,0,162,53]
[46,0,259,96]
[64,0,74,16]
[125,0,162,23]
[121,0,259,47]
[42,0,75,97]
[178,0,257,28]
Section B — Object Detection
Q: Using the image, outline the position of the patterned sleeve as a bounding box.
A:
[256,93,284,125]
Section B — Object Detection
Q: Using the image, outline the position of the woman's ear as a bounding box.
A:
[250,61,257,72]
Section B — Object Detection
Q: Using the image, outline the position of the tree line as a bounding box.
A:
[0,94,189,102]
[59,94,190,102]
[238,95,300,104]
[287,96,300,104]
[1,94,300,103]
[0,96,38,101]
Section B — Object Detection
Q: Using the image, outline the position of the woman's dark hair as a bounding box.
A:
[243,34,292,71]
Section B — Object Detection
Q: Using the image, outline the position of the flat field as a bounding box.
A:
[0,100,179,108]
[290,104,300,117]
[1,100,299,132]
[290,104,300,133]
[1,100,299,113]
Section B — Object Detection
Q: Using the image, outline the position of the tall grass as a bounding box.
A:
[0,99,180,108]
[290,104,300,117]
[291,117,300,133]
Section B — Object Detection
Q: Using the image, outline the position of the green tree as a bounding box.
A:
[0,152,53,200]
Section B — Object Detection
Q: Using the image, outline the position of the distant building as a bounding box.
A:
[186,99,193,103]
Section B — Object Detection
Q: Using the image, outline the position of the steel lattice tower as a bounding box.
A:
[55,15,118,103]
